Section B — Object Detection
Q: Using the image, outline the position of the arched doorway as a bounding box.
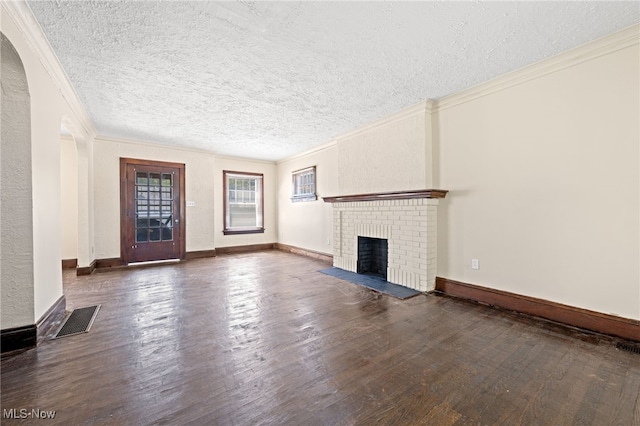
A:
[0,32,36,351]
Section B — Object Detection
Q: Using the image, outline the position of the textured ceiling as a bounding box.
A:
[27,1,639,161]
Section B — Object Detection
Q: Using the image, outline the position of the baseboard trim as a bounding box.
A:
[61,258,77,269]
[275,243,333,264]
[435,277,640,342]
[78,257,125,274]
[36,295,66,341]
[95,257,124,269]
[185,249,217,260]
[216,243,276,255]
[86,252,217,272]
[85,246,323,270]
[77,259,97,276]
[1,325,37,354]
[1,295,68,354]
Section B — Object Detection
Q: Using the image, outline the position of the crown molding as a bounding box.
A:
[97,135,278,165]
[434,23,640,112]
[277,139,338,165]
[95,135,218,156]
[277,100,435,165]
[335,100,432,142]
[1,0,97,139]
[213,154,277,166]
[279,100,436,165]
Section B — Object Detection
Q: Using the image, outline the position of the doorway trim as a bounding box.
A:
[120,158,186,264]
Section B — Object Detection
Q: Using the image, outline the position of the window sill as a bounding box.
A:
[223,228,265,235]
[291,195,317,203]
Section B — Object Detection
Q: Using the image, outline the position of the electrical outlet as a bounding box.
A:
[326,238,331,246]
[186,201,196,207]
[471,259,479,270]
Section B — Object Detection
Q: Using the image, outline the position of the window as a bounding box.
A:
[223,171,264,235]
[291,166,317,202]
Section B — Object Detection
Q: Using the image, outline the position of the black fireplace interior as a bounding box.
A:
[357,236,388,280]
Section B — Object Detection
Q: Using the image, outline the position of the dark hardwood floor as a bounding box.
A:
[1,250,639,425]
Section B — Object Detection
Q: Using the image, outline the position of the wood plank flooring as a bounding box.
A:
[2,250,639,425]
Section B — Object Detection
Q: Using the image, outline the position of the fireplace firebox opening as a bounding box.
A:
[357,236,388,280]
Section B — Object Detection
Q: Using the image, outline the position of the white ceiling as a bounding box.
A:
[27,1,639,162]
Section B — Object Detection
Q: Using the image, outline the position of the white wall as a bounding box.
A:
[93,138,217,258]
[275,102,433,257]
[74,132,95,269]
[93,140,280,257]
[1,7,92,324]
[1,31,34,329]
[337,103,430,195]
[436,40,640,319]
[277,143,338,255]
[214,156,277,248]
[30,79,65,321]
[60,136,78,260]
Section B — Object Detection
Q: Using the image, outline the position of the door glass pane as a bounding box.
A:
[136,172,148,185]
[136,228,148,243]
[162,227,173,241]
[161,187,173,199]
[149,228,161,241]
[131,166,177,248]
[161,207,172,219]
[136,187,147,199]
[149,173,161,186]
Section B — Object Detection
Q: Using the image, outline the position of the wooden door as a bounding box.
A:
[120,158,185,264]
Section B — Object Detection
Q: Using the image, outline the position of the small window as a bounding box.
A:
[223,171,264,235]
[291,166,317,202]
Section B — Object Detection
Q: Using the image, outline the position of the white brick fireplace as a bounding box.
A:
[324,190,447,292]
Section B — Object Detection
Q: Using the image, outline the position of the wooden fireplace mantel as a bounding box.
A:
[322,189,448,203]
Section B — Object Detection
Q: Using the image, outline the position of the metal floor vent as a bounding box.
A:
[54,305,101,339]
[616,341,640,355]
